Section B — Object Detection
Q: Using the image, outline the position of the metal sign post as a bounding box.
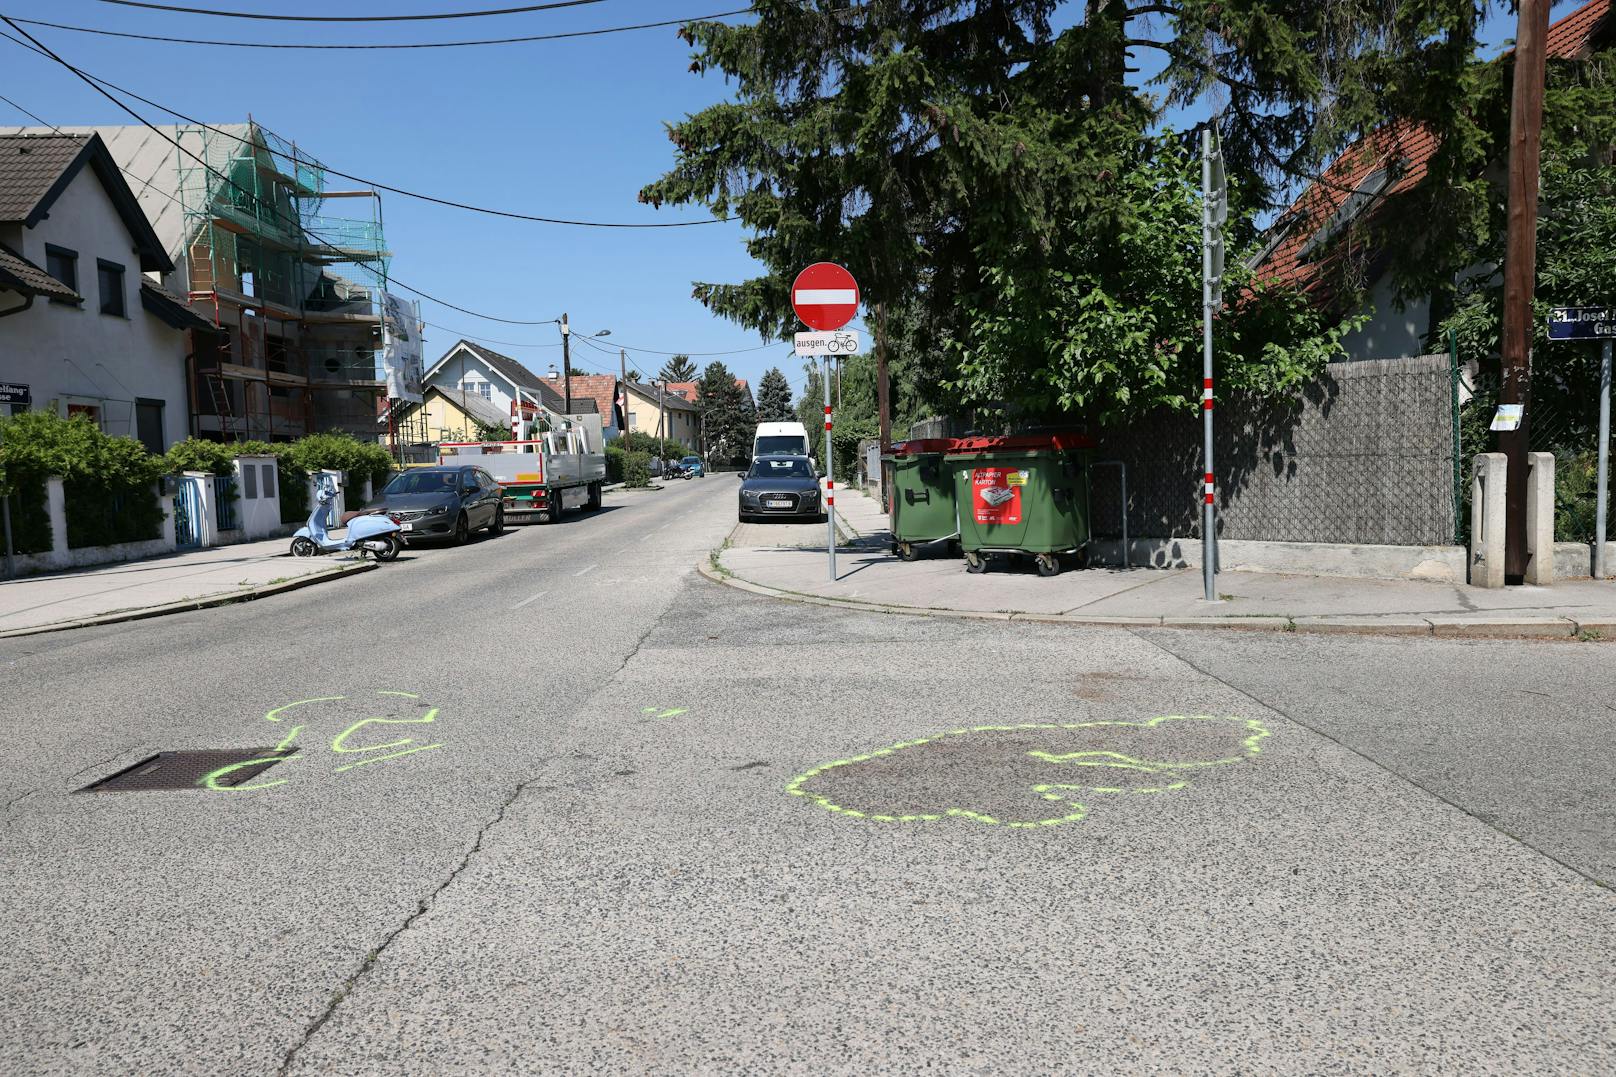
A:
[792,263,860,585]
[1600,338,1612,579]
[823,355,836,582]
[1201,126,1225,602]
[1546,307,1615,579]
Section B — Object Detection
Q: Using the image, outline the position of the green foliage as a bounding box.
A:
[697,361,756,466]
[472,419,511,442]
[756,367,794,422]
[1,474,49,554]
[620,431,687,459]
[0,412,166,551]
[604,442,626,484]
[285,432,394,495]
[622,450,653,488]
[642,1,1473,419]
[1555,450,1610,545]
[955,134,1351,422]
[164,437,239,477]
[658,354,698,382]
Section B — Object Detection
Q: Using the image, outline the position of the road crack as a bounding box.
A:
[275,766,553,1076]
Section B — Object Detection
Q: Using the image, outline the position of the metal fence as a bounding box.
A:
[214,475,239,531]
[1090,355,1459,547]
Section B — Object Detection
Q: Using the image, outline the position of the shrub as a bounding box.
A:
[163,437,239,477]
[0,412,166,551]
[604,442,626,484]
[623,450,652,488]
[285,432,394,495]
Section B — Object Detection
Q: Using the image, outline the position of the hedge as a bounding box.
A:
[623,450,652,488]
[1,412,166,551]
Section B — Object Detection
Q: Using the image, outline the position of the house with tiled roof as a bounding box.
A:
[0,131,210,452]
[1251,0,1613,360]
[385,339,601,455]
[624,379,700,449]
[565,373,625,440]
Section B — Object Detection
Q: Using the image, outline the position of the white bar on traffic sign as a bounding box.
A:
[794,289,858,305]
[794,330,862,356]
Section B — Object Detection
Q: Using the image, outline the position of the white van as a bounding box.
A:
[752,421,812,459]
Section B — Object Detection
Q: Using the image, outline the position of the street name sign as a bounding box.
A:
[791,262,859,331]
[1548,306,1615,340]
[0,382,29,405]
[794,330,862,356]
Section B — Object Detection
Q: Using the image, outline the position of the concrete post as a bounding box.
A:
[45,476,68,562]
[1525,451,1555,586]
[157,482,176,550]
[1470,453,1507,588]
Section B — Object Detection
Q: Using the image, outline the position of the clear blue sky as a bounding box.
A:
[0,1,1587,399]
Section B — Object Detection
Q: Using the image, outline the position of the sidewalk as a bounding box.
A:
[0,536,376,637]
[709,489,1616,638]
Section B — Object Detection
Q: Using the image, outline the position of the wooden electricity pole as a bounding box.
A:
[1498,0,1551,581]
[560,312,574,415]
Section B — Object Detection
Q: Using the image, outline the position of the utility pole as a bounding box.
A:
[619,347,628,442]
[560,312,573,416]
[1497,0,1551,582]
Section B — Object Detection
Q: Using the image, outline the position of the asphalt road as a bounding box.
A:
[1,476,1612,1075]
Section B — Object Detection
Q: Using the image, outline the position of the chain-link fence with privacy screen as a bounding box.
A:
[1088,354,1459,547]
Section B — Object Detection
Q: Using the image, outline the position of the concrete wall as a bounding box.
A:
[0,164,190,451]
[1091,354,1457,548]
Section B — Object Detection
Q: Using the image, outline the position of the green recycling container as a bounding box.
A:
[945,432,1094,577]
[882,439,960,561]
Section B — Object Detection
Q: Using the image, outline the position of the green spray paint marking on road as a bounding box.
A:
[203,691,446,791]
[642,707,690,720]
[786,715,1271,829]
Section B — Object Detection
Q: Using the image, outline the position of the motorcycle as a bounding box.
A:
[290,475,403,561]
[665,461,693,481]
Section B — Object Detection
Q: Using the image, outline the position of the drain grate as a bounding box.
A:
[79,748,296,793]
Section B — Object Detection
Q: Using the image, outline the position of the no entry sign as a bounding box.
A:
[791,262,859,331]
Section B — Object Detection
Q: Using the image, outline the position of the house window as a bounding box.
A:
[460,376,492,400]
[135,398,165,454]
[97,260,126,317]
[45,245,78,305]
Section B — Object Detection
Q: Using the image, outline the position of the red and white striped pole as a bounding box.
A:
[1201,127,1219,602]
[824,355,836,581]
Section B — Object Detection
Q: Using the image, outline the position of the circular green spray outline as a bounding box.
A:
[785,715,1271,828]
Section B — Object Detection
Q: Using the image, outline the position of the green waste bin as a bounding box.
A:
[882,439,961,561]
[945,432,1094,577]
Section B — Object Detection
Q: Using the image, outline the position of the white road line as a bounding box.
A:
[510,589,549,610]
[574,563,598,576]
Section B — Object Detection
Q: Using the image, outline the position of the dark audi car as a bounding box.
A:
[368,465,505,544]
[738,454,823,523]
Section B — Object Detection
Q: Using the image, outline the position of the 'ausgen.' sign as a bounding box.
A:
[1547,306,1615,340]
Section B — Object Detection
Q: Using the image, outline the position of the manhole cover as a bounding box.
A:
[79,749,296,793]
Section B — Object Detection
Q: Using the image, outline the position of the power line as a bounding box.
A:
[0,91,54,128]
[89,0,617,22]
[0,27,732,228]
[10,8,751,51]
[572,332,785,359]
[422,322,563,348]
[0,17,563,330]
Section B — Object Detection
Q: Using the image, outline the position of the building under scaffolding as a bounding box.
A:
[175,122,389,442]
[4,119,393,443]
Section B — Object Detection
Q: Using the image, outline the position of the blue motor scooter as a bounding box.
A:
[290,474,403,562]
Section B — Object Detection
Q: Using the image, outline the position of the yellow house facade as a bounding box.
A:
[623,380,699,449]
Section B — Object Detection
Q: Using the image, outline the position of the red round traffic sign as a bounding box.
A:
[791,262,860,331]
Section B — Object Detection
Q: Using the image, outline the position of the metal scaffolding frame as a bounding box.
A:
[175,119,391,442]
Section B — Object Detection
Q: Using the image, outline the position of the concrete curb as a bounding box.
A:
[697,558,1604,641]
[0,560,380,639]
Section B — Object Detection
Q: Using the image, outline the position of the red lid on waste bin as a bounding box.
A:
[888,438,956,455]
[945,431,1094,454]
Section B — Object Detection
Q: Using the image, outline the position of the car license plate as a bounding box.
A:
[766,499,792,509]
[399,523,413,532]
